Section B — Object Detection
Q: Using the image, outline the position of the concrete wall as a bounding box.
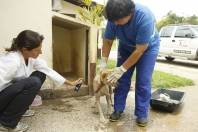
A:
[89,27,98,63]
[52,25,72,73]
[52,23,87,80]
[61,1,81,18]
[71,28,87,78]
[0,0,52,66]
[52,23,98,94]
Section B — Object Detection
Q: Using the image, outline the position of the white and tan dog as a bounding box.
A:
[93,69,113,123]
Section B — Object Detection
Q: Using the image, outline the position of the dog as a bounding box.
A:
[93,69,113,123]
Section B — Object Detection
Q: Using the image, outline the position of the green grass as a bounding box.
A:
[97,59,194,89]
[111,41,118,51]
[107,59,117,69]
[152,71,194,89]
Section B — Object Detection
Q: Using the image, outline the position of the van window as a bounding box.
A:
[192,26,198,32]
[194,27,198,32]
[174,27,192,38]
[160,26,174,37]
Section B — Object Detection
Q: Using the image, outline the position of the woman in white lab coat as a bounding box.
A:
[0,30,82,132]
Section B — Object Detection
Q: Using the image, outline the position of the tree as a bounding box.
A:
[157,11,198,30]
[184,15,198,25]
[77,0,104,26]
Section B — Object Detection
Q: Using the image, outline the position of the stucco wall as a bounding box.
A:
[52,25,72,73]
[61,1,81,19]
[52,23,87,79]
[71,28,87,78]
[0,0,52,66]
[60,1,98,64]
[89,27,98,63]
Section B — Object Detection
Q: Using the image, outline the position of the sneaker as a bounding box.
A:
[109,111,122,122]
[0,123,9,132]
[9,122,29,132]
[136,117,148,127]
[22,110,35,117]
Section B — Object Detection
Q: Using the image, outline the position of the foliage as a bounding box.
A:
[157,11,198,30]
[78,0,104,26]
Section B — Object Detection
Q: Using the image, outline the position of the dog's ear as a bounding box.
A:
[101,72,108,80]
[107,69,113,72]
[102,69,112,74]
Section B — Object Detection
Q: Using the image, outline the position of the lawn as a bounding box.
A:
[97,59,194,89]
[108,39,119,51]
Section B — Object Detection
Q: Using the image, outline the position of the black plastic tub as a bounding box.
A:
[150,89,185,112]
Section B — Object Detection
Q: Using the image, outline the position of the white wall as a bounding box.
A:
[93,0,107,5]
[52,25,72,73]
[0,0,52,66]
[89,27,98,63]
[61,1,81,18]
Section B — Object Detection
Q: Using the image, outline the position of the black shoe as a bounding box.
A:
[109,111,122,122]
[136,117,148,127]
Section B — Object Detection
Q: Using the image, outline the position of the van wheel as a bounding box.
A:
[165,57,175,61]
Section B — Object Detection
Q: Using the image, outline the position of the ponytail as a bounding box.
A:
[5,38,18,52]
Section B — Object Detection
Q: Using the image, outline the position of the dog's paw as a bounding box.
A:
[91,105,96,108]
[93,111,99,115]
[107,108,113,116]
[100,118,108,124]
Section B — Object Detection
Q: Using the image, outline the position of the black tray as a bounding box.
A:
[150,89,185,112]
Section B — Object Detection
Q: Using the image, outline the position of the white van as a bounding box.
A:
[159,24,198,61]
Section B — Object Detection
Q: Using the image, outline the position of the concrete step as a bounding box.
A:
[40,85,89,99]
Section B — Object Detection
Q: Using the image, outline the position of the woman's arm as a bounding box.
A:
[33,58,83,87]
[33,58,65,87]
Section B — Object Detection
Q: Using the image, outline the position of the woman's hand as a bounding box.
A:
[71,78,83,86]
[64,78,83,86]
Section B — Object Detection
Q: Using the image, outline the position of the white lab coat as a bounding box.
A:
[0,51,65,92]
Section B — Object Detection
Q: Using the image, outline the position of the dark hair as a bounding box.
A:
[5,30,44,52]
[104,0,135,22]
